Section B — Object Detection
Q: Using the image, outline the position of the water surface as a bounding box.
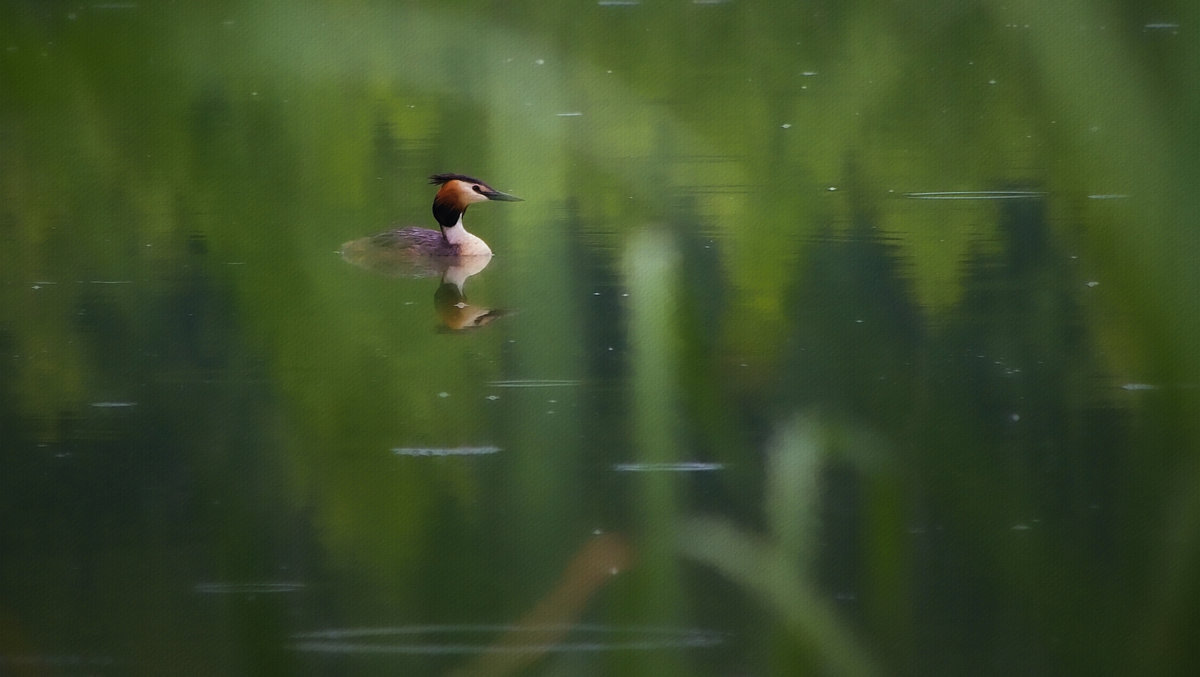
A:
[2,1,1199,675]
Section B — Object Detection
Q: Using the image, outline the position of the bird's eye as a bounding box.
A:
[472,185,484,194]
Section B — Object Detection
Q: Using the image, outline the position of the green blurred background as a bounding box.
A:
[2,1,1198,675]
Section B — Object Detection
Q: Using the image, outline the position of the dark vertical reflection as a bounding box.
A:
[768,188,1137,673]
[776,216,923,426]
[366,114,412,223]
[913,193,1128,675]
[0,230,306,673]
[770,196,922,670]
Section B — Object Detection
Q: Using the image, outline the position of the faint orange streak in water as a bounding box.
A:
[448,533,633,677]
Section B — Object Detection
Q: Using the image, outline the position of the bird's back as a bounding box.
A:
[367,226,454,255]
[340,226,460,277]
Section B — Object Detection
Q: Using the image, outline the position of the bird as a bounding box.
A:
[346,173,522,260]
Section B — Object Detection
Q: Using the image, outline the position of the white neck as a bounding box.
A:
[442,215,492,256]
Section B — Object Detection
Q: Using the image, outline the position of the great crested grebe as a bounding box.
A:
[357,173,522,258]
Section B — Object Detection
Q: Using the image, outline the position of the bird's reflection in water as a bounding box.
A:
[434,264,510,332]
[339,235,508,332]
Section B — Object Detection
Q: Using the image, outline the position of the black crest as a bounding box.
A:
[430,173,486,186]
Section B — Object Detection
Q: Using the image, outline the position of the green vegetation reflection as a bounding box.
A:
[1,0,1198,675]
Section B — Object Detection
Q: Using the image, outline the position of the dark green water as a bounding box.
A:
[2,1,1199,675]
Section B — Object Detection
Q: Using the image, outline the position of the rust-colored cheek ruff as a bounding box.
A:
[432,181,470,211]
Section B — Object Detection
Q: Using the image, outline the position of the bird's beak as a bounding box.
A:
[482,188,523,202]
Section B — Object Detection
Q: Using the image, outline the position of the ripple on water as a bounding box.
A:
[487,379,582,388]
[193,581,306,594]
[290,624,726,655]
[392,446,502,457]
[612,461,726,472]
[902,190,1046,200]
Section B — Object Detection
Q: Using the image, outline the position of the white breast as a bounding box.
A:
[441,215,493,256]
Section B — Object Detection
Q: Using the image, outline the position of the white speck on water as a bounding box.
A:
[534,58,545,66]
[437,392,450,399]
[781,123,792,129]
[1121,383,1158,391]
[1009,413,1020,422]
[1085,281,1099,288]
[556,111,583,117]
[1011,523,1032,531]
[485,395,500,401]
